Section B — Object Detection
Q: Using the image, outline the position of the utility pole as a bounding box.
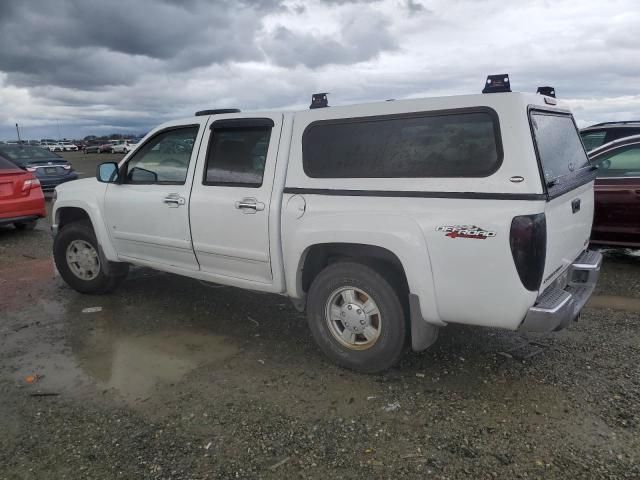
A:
[16,123,22,143]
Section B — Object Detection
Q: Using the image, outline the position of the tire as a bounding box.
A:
[14,220,37,231]
[53,220,128,294]
[307,261,409,373]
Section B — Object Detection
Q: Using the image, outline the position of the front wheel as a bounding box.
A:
[307,261,409,373]
[53,220,128,294]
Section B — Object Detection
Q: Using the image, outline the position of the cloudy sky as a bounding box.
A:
[1,0,639,140]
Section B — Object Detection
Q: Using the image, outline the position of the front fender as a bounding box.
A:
[53,179,118,262]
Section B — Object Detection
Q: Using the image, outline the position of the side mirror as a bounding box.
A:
[97,162,119,183]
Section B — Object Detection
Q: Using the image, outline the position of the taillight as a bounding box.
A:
[22,178,41,193]
[509,213,547,291]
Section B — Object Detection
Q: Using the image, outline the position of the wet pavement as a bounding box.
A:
[0,162,639,478]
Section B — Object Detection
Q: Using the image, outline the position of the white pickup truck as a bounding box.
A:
[51,77,602,372]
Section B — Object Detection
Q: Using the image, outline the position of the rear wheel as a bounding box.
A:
[14,220,37,231]
[307,261,408,373]
[53,220,128,294]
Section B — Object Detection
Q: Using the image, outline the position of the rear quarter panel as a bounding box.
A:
[282,195,541,329]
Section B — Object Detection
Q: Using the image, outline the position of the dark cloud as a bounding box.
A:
[263,11,397,68]
[406,0,426,13]
[0,0,639,139]
[0,0,280,89]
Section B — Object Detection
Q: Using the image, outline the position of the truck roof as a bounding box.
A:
[188,91,565,122]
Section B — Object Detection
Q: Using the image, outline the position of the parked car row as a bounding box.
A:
[83,139,139,154]
[1,139,141,154]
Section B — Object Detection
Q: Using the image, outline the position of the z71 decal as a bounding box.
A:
[436,225,497,239]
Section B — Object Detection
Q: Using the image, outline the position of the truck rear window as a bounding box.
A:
[302,109,502,178]
[530,111,590,185]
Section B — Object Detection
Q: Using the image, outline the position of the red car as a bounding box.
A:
[589,134,640,248]
[0,155,47,230]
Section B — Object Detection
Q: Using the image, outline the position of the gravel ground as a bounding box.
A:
[0,157,638,479]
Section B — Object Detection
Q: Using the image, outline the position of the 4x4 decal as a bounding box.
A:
[436,225,497,239]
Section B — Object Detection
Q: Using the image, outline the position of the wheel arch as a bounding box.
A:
[298,243,408,295]
[53,200,118,262]
[297,242,441,352]
[285,224,443,327]
[55,206,91,231]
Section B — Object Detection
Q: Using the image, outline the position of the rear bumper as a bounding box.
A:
[38,174,78,191]
[519,250,602,332]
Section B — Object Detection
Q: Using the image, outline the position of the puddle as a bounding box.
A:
[5,293,239,404]
[587,295,640,313]
[76,330,238,402]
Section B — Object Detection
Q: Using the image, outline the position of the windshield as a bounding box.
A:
[530,111,590,185]
[0,145,60,165]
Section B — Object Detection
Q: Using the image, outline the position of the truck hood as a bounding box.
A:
[54,177,107,203]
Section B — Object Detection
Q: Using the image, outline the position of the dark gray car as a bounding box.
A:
[0,145,78,191]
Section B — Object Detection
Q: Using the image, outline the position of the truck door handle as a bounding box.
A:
[235,197,265,214]
[571,198,581,213]
[163,194,185,207]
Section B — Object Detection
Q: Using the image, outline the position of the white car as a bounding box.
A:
[51,75,601,373]
[111,140,138,154]
[60,142,78,152]
[40,141,63,152]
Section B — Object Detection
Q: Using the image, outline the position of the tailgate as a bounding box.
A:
[542,181,594,289]
[529,109,596,290]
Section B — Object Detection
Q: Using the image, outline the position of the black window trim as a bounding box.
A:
[210,118,275,130]
[119,124,200,186]
[202,117,275,188]
[283,187,545,201]
[301,106,504,179]
[527,106,595,201]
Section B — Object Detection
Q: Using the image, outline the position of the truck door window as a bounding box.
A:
[204,126,272,187]
[594,144,640,178]
[124,126,198,185]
